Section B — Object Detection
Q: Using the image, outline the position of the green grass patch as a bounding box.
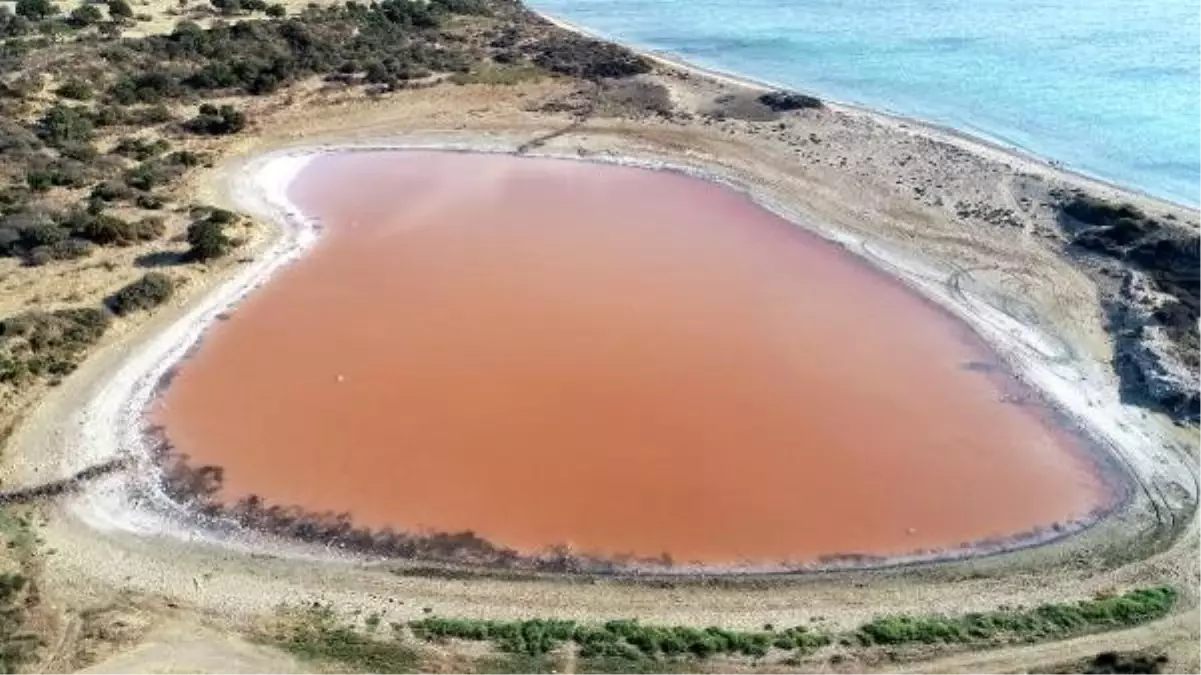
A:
[450,64,543,86]
[473,653,560,673]
[409,617,830,660]
[856,586,1177,647]
[269,606,421,673]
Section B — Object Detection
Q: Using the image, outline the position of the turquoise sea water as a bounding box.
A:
[528,0,1201,206]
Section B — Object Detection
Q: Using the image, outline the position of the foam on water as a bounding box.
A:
[529,0,1201,205]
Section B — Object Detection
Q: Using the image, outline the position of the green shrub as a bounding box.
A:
[15,0,57,20]
[106,272,174,315]
[73,213,161,245]
[49,237,93,260]
[123,159,183,191]
[205,207,237,224]
[45,159,90,187]
[113,136,170,160]
[88,104,126,127]
[183,103,247,135]
[129,104,174,125]
[67,3,103,26]
[21,240,91,266]
[186,217,232,261]
[90,180,134,203]
[135,194,165,210]
[36,105,94,146]
[271,606,421,673]
[757,91,822,111]
[56,78,94,100]
[25,171,53,191]
[109,72,183,104]
[1,8,33,37]
[0,307,111,382]
[410,617,830,661]
[855,587,1178,647]
[18,222,68,249]
[165,150,204,167]
[531,34,651,80]
[107,0,133,19]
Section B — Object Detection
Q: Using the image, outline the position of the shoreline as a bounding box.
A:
[52,140,1189,578]
[533,10,1201,212]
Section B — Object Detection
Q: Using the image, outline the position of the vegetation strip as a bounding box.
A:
[266,587,1178,673]
[853,586,1177,646]
[411,616,831,659]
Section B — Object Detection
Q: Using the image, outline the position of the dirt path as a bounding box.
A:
[78,620,303,674]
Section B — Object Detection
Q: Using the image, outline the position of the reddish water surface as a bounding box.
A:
[154,151,1112,565]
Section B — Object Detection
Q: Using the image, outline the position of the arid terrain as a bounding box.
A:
[0,0,1197,672]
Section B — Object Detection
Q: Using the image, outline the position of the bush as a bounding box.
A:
[183,103,247,135]
[410,617,830,660]
[186,217,232,261]
[205,207,237,224]
[90,180,134,203]
[25,171,53,191]
[50,237,93,260]
[1,8,33,37]
[36,105,94,146]
[56,78,94,100]
[272,606,421,673]
[135,194,165,210]
[67,3,103,26]
[758,91,822,111]
[165,149,203,167]
[73,213,162,245]
[0,307,111,382]
[45,158,90,187]
[89,104,126,127]
[58,140,99,161]
[15,0,57,20]
[210,0,242,14]
[530,35,651,80]
[24,238,92,265]
[265,3,285,17]
[112,136,170,160]
[107,0,133,19]
[855,587,1178,647]
[106,272,174,315]
[109,72,183,104]
[123,159,183,191]
[18,222,68,249]
[129,104,174,125]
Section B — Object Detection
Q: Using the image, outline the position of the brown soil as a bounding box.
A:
[155,150,1111,565]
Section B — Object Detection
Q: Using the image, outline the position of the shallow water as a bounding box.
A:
[528,0,1200,206]
[154,151,1112,564]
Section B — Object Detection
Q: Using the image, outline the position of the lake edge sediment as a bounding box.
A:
[53,142,1166,576]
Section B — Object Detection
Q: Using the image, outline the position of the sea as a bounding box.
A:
[527,0,1201,206]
